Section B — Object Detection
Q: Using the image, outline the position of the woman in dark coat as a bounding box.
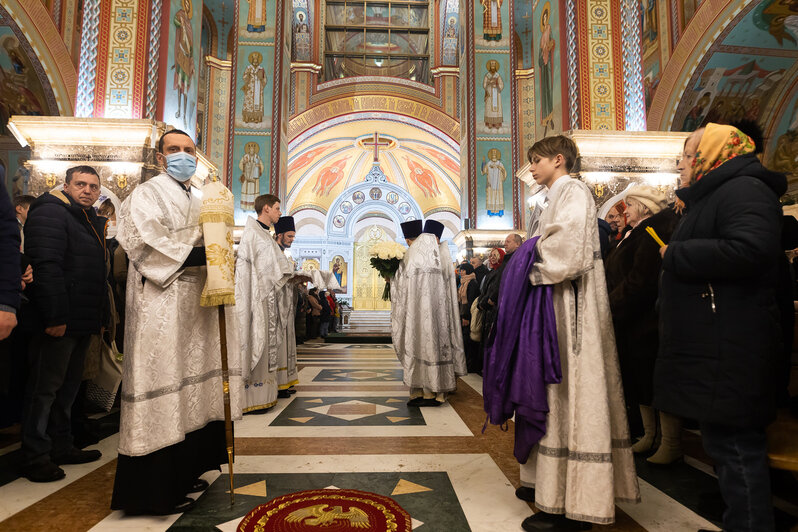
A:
[478,247,506,345]
[654,124,786,532]
[457,263,480,373]
[605,185,680,465]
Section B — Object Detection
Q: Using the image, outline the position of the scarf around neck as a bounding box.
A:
[458,272,476,304]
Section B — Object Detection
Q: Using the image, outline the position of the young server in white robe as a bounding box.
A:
[518,136,639,531]
[391,220,466,406]
[235,197,301,413]
[112,130,243,515]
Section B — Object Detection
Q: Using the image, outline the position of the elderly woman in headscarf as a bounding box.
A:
[457,262,480,373]
[654,123,786,532]
[605,185,680,465]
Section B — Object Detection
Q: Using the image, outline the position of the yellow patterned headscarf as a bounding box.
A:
[692,123,756,182]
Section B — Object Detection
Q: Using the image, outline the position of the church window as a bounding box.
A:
[323,0,430,83]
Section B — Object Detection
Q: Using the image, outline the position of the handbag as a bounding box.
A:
[470,297,484,342]
[85,339,123,412]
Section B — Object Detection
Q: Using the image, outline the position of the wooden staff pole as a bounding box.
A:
[217,306,235,505]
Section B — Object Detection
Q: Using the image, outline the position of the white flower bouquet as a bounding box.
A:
[368,241,407,300]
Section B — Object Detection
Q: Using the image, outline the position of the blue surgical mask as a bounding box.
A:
[164,152,197,182]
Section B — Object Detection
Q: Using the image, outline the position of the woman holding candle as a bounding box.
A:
[604,185,681,464]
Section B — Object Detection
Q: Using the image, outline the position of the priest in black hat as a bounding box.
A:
[274,216,296,251]
[391,219,466,406]
[422,219,444,242]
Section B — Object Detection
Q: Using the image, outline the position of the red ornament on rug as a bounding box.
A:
[237,489,412,531]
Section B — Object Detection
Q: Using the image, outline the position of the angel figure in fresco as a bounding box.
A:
[173,0,195,127]
[289,145,329,173]
[481,0,502,41]
[482,149,507,217]
[483,60,504,131]
[312,158,347,197]
[246,0,268,33]
[539,2,555,134]
[242,52,266,124]
[239,142,264,211]
[404,157,441,198]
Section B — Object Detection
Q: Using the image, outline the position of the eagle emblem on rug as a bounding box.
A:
[286,504,370,528]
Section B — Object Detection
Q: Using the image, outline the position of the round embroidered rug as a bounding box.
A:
[237,489,412,531]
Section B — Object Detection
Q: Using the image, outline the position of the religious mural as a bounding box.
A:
[769,89,798,182]
[163,0,202,136]
[441,11,459,66]
[482,148,507,217]
[641,0,662,113]
[482,60,504,132]
[330,256,347,292]
[292,0,312,62]
[239,141,264,211]
[513,0,534,70]
[245,0,269,34]
[535,1,558,136]
[0,28,48,136]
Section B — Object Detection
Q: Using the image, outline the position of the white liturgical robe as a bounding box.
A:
[235,216,295,411]
[522,176,640,524]
[116,173,243,457]
[390,234,466,392]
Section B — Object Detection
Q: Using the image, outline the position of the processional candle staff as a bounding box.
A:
[198,177,238,505]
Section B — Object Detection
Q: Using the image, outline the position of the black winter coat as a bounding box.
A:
[605,208,679,405]
[24,190,107,336]
[653,154,786,428]
[0,176,20,312]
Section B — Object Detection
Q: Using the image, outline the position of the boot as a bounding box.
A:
[631,405,657,454]
[647,411,683,465]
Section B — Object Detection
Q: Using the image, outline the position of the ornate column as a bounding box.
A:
[203,57,233,177]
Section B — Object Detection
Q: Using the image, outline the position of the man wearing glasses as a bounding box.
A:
[21,166,107,482]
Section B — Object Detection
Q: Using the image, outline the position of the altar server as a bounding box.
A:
[518,135,639,531]
[235,197,296,412]
[111,130,243,515]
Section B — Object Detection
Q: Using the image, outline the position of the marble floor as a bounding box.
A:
[0,341,795,531]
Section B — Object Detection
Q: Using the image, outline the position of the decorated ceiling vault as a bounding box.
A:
[3,0,798,305]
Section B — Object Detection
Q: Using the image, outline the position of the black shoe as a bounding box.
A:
[52,448,102,465]
[515,486,535,502]
[521,512,592,531]
[22,461,66,483]
[287,388,297,395]
[188,478,209,493]
[277,389,291,398]
[420,398,443,407]
[407,397,425,407]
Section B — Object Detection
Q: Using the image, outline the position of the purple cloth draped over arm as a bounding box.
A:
[482,236,561,463]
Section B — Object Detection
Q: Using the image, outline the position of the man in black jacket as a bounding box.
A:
[0,168,20,341]
[654,125,785,532]
[21,165,106,482]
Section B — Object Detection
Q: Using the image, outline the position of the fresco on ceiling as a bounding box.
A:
[0,27,48,137]
[769,87,798,182]
[532,0,562,137]
[286,120,461,218]
[723,0,798,49]
[162,0,202,138]
[674,54,791,132]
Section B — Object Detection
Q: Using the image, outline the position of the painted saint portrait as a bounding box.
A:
[483,60,504,131]
[247,0,268,33]
[442,15,458,66]
[539,2,555,134]
[173,0,195,127]
[481,0,503,41]
[239,142,264,211]
[242,51,266,124]
[330,256,347,291]
[293,10,312,61]
[482,148,507,217]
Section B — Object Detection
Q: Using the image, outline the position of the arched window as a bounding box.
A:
[323,0,430,83]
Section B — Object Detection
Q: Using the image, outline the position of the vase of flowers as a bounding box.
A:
[368,241,407,301]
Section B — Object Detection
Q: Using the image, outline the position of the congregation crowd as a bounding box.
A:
[0,122,796,532]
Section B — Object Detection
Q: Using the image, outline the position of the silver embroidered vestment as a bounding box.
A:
[116,173,243,457]
[390,234,466,392]
[521,177,639,524]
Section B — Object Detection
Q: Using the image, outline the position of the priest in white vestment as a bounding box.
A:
[518,136,639,531]
[111,130,243,515]
[391,220,466,407]
[273,215,302,395]
[235,197,300,412]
